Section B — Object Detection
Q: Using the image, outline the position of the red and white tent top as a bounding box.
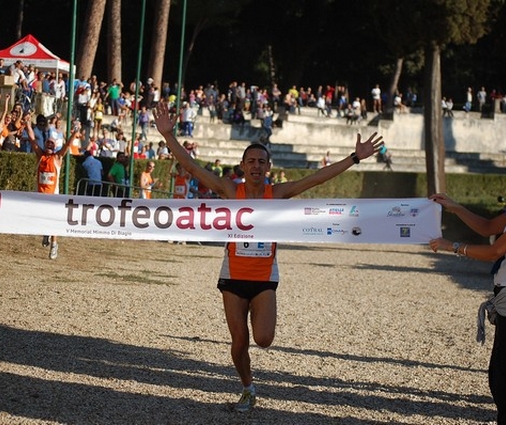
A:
[0,34,71,73]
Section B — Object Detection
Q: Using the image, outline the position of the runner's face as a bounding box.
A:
[45,139,55,152]
[241,148,271,183]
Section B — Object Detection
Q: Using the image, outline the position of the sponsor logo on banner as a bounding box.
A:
[387,206,405,217]
[349,205,359,217]
[410,208,419,217]
[352,227,362,236]
[327,227,348,236]
[302,226,324,235]
[329,208,345,215]
[304,207,326,215]
[400,227,411,237]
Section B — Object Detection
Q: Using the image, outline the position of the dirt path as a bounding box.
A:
[0,234,497,424]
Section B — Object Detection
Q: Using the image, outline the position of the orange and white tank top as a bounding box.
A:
[37,154,60,194]
[173,174,189,199]
[140,172,154,199]
[219,183,279,282]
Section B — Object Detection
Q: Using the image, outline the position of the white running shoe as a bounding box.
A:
[234,389,256,413]
[49,243,58,260]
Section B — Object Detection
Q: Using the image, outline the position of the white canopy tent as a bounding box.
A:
[0,34,71,74]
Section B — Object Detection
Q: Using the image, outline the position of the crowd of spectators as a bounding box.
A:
[3,58,506,199]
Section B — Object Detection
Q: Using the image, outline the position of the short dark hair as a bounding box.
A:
[242,143,271,162]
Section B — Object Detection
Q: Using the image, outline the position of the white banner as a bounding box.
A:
[0,191,441,244]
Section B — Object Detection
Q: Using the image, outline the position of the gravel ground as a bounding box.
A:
[0,234,498,425]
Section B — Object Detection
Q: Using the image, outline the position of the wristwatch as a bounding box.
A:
[453,242,460,254]
[351,152,360,164]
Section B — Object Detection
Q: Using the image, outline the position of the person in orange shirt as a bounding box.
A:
[139,161,159,199]
[26,116,81,259]
[172,162,190,199]
[154,101,383,412]
[68,120,83,155]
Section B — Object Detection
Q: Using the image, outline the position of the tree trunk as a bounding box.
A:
[181,17,207,90]
[15,0,25,41]
[268,45,276,88]
[424,43,446,196]
[76,0,107,79]
[108,0,122,83]
[386,57,403,115]
[147,0,171,90]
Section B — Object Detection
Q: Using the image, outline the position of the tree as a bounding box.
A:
[420,0,492,195]
[76,0,107,79]
[365,0,425,113]
[172,0,252,89]
[147,0,171,90]
[14,0,25,41]
[107,0,122,83]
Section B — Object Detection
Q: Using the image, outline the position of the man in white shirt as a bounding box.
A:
[371,84,381,113]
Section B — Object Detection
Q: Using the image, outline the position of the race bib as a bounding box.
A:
[175,185,186,195]
[235,242,273,258]
[39,172,55,185]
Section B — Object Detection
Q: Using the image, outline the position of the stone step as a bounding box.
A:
[103,110,506,174]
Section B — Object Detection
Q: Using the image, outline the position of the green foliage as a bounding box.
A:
[417,0,492,46]
[3,151,503,208]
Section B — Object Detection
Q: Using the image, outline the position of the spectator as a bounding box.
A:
[212,158,223,177]
[321,151,332,167]
[86,136,100,157]
[394,93,407,113]
[377,144,393,171]
[371,84,382,113]
[92,95,105,138]
[0,95,18,151]
[107,152,129,197]
[98,128,119,158]
[48,115,66,152]
[137,105,150,141]
[477,86,487,112]
[181,101,197,137]
[146,142,156,159]
[68,120,84,155]
[105,79,123,116]
[157,140,171,160]
[74,76,91,125]
[464,87,473,113]
[139,161,159,199]
[115,130,128,155]
[81,150,103,196]
[53,73,66,114]
[429,193,506,425]
[183,140,198,159]
[208,94,217,123]
[33,114,50,150]
[261,105,274,143]
[316,94,329,117]
[10,60,29,90]
[271,83,282,111]
[443,97,454,117]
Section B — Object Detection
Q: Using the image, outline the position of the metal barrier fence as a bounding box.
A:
[75,178,173,199]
